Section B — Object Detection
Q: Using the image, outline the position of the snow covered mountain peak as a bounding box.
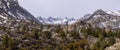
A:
[93,9,107,15]
[81,9,120,21]
[36,16,77,25]
[80,9,108,21]
[79,9,120,29]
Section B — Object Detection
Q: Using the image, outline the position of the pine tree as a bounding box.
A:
[43,31,52,39]
[2,34,17,50]
[32,28,39,39]
[2,34,9,48]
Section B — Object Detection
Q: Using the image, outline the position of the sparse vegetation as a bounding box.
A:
[0,16,119,50]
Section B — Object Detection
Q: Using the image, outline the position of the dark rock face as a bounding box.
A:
[93,9,108,15]
[0,0,19,11]
[0,0,40,23]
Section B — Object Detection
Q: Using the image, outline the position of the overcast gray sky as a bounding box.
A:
[18,0,120,18]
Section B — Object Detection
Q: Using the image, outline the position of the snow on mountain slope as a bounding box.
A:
[106,11,120,16]
[0,15,7,19]
[80,9,120,29]
[0,0,40,23]
[37,16,77,25]
[80,14,91,20]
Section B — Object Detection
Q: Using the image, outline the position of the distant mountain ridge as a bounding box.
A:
[1,0,120,29]
[37,16,77,25]
[0,0,78,25]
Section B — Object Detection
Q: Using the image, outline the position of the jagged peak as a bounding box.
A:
[81,9,110,21]
[36,16,77,25]
[94,9,104,12]
[48,16,54,19]
[93,9,108,15]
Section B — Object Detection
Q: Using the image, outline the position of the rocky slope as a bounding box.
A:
[105,38,120,50]
[80,9,120,30]
[0,0,40,24]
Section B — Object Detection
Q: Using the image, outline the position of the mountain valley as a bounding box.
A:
[0,0,120,50]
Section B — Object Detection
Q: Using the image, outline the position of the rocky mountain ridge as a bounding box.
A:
[0,0,120,50]
[0,0,40,24]
[79,9,120,30]
[37,16,77,25]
